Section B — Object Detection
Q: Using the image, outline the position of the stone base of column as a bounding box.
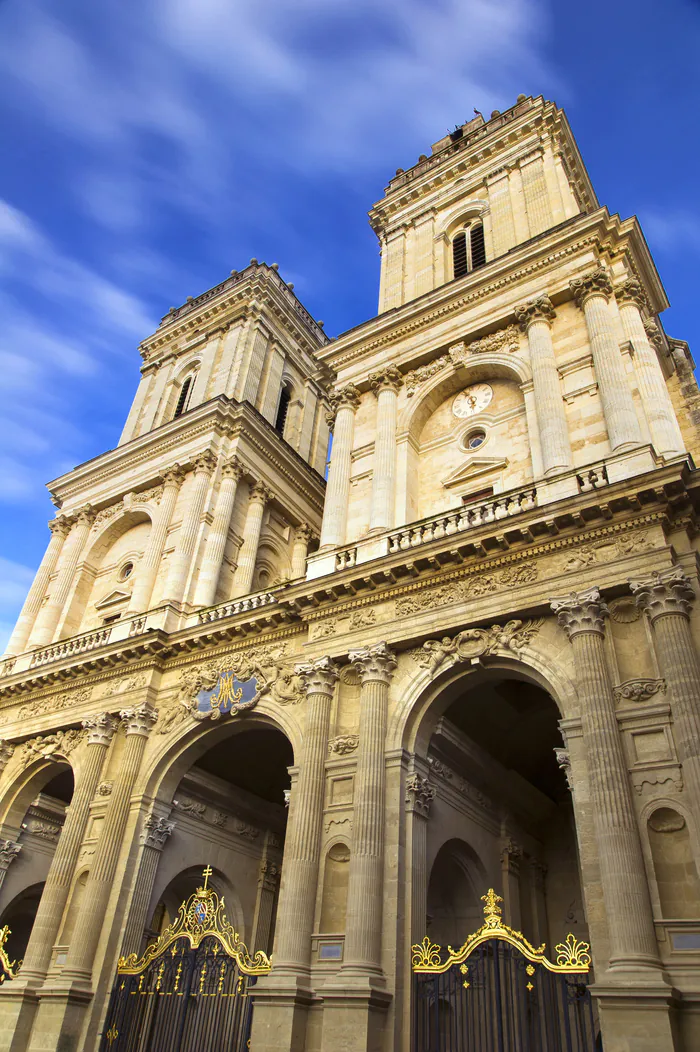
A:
[0,987,41,1052]
[592,981,681,1052]
[24,984,92,1052]
[249,972,316,1052]
[320,974,392,1052]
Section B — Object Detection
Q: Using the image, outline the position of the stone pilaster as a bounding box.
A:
[128,465,185,613]
[615,281,684,457]
[30,507,97,647]
[319,385,361,550]
[231,481,273,598]
[368,366,403,533]
[500,839,523,930]
[290,523,313,580]
[251,853,281,956]
[4,518,71,656]
[570,268,642,452]
[528,859,549,947]
[119,812,175,956]
[514,295,572,475]
[550,588,661,975]
[193,457,243,608]
[404,772,434,944]
[162,454,216,606]
[0,841,21,892]
[629,567,700,818]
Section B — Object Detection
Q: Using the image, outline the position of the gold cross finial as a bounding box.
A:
[202,865,213,890]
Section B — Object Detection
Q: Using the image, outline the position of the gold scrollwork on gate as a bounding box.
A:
[411,888,591,975]
[117,866,272,977]
[0,925,21,982]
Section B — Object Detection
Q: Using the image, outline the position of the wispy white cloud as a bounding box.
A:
[642,210,700,256]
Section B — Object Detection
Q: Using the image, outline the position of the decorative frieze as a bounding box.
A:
[404,325,519,396]
[420,618,542,674]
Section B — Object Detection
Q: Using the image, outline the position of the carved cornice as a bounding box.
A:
[629,566,695,622]
[295,656,339,697]
[514,294,556,331]
[570,266,613,308]
[550,587,608,638]
[348,642,397,685]
[369,364,403,395]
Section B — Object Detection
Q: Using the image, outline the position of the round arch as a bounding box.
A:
[436,199,490,242]
[0,757,74,836]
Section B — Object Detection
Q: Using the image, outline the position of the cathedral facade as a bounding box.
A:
[0,93,699,1051]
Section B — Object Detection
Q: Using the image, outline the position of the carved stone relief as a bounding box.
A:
[419,618,543,674]
[396,562,538,617]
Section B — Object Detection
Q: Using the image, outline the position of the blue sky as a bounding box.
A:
[1,0,699,649]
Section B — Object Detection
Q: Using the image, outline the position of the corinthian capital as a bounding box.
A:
[570,266,613,308]
[550,587,608,638]
[75,504,97,528]
[192,451,217,475]
[615,279,648,312]
[0,840,21,871]
[514,294,556,331]
[349,641,397,684]
[331,384,361,413]
[295,656,340,697]
[369,364,403,395]
[82,712,119,746]
[250,480,273,505]
[629,566,695,622]
[140,813,175,850]
[161,463,187,487]
[221,456,244,481]
[293,522,313,545]
[49,516,72,539]
[121,704,158,737]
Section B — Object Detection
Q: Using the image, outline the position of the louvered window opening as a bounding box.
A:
[174,376,194,419]
[275,386,291,435]
[452,222,486,279]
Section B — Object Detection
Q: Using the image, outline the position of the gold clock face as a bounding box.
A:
[452,383,492,419]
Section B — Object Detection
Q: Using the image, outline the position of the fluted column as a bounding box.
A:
[514,295,572,474]
[616,280,684,457]
[342,642,396,974]
[368,366,403,533]
[128,465,185,613]
[60,705,157,985]
[231,481,273,598]
[0,841,21,893]
[630,567,700,817]
[251,854,281,956]
[5,518,71,656]
[193,458,243,608]
[550,588,660,974]
[272,657,338,972]
[570,267,642,451]
[405,773,434,944]
[120,813,175,956]
[319,385,361,550]
[30,506,97,647]
[15,713,117,987]
[290,523,313,580]
[162,453,216,606]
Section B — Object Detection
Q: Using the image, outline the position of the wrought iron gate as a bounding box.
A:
[412,889,597,1052]
[99,868,271,1052]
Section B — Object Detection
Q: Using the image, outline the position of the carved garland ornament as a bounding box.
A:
[404,325,520,397]
[419,619,543,674]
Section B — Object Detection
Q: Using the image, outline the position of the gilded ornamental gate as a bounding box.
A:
[99,868,271,1052]
[412,890,597,1052]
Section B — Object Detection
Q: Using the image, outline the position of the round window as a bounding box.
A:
[119,562,134,581]
[465,429,486,450]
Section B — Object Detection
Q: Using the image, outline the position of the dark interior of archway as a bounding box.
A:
[193,728,292,804]
[0,883,44,962]
[443,679,564,801]
[42,769,74,803]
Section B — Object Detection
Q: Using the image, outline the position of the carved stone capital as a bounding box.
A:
[82,712,119,747]
[629,566,695,622]
[405,773,436,818]
[369,364,403,395]
[328,384,361,426]
[554,748,573,791]
[161,463,187,488]
[0,741,15,772]
[192,451,217,476]
[221,456,244,482]
[550,587,608,638]
[258,858,281,891]
[615,279,648,312]
[121,705,158,738]
[140,813,175,850]
[644,319,664,350]
[250,480,274,505]
[349,641,397,685]
[293,522,314,545]
[514,294,556,331]
[0,840,21,870]
[500,838,523,873]
[295,656,340,697]
[49,516,72,539]
[570,266,613,308]
[75,504,97,528]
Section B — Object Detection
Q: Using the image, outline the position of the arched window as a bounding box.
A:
[173,375,195,419]
[452,221,486,279]
[275,384,291,435]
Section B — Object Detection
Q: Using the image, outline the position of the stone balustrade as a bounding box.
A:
[576,462,609,493]
[335,548,358,571]
[388,488,537,553]
[197,591,278,624]
[29,626,113,668]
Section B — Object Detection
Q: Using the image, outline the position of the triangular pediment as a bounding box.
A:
[95,589,131,610]
[442,456,508,489]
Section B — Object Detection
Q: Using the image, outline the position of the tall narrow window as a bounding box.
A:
[452,221,487,279]
[275,385,291,435]
[470,222,486,270]
[452,232,468,278]
[173,375,194,419]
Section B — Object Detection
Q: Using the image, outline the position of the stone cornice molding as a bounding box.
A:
[629,566,695,622]
[82,712,119,746]
[349,641,397,685]
[569,266,613,308]
[294,656,339,697]
[369,364,403,395]
[514,294,556,331]
[550,586,608,638]
[615,279,649,313]
[121,704,158,737]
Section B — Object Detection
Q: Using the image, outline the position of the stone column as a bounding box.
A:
[0,841,21,892]
[570,267,642,452]
[630,567,700,818]
[59,705,157,986]
[549,588,661,975]
[500,839,523,930]
[616,280,684,457]
[290,523,313,580]
[231,481,273,598]
[13,713,117,988]
[342,642,396,976]
[4,519,71,656]
[162,454,216,606]
[319,385,361,550]
[514,295,572,475]
[128,465,185,614]
[192,458,243,608]
[404,773,434,945]
[251,856,281,957]
[368,366,403,533]
[30,507,96,647]
[119,813,175,956]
